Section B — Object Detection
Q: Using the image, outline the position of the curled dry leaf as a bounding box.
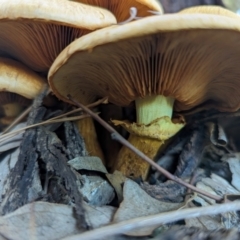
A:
[207,122,228,147]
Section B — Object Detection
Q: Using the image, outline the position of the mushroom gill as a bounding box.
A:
[0,0,116,74]
[49,8,240,179]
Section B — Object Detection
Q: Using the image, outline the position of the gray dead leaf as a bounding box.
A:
[0,122,26,153]
[80,175,115,206]
[0,201,115,240]
[194,173,238,207]
[185,215,222,230]
[0,201,79,240]
[188,173,240,230]
[68,156,107,173]
[0,148,20,202]
[194,182,217,206]
[201,174,240,196]
[113,179,182,237]
[106,171,126,203]
[222,210,240,230]
[83,202,116,228]
[224,153,240,191]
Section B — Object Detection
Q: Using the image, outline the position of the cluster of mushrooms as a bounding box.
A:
[2,0,240,180]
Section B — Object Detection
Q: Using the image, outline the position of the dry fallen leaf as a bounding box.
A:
[0,147,20,203]
[113,179,182,236]
[106,171,126,203]
[186,172,240,230]
[68,156,108,174]
[224,153,240,191]
[0,122,26,153]
[80,175,115,206]
[0,201,116,240]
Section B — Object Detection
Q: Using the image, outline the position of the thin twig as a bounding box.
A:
[61,201,240,240]
[68,95,222,202]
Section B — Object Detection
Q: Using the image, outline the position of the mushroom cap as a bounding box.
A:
[72,0,163,21]
[0,0,116,73]
[180,5,240,18]
[48,10,240,113]
[0,57,45,99]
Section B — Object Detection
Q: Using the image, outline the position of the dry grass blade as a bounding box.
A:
[61,201,240,240]
[0,114,91,144]
[2,105,32,134]
[0,97,107,144]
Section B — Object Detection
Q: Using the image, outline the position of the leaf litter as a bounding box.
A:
[1,88,240,240]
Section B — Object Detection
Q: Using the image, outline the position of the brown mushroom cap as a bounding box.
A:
[73,0,163,21]
[0,57,45,129]
[0,57,45,99]
[48,10,240,113]
[0,0,116,74]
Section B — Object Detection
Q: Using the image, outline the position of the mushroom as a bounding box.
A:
[0,57,45,129]
[72,0,163,22]
[48,6,240,179]
[179,5,240,17]
[0,0,116,74]
[0,92,31,128]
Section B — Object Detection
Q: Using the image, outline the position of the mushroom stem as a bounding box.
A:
[75,118,105,163]
[114,134,164,179]
[135,95,174,125]
[113,95,184,180]
[2,103,24,117]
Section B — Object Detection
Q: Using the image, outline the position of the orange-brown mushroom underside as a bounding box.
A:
[0,0,116,74]
[49,29,240,113]
[0,22,88,73]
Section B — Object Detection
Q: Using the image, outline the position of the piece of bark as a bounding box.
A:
[64,121,88,159]
[175,125,207,178]
[0,88,47,215]
[0,88,87,229]
[141,180,186,202]
[35,127,87,229]
[154,125,192,180]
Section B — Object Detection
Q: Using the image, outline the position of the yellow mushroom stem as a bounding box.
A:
[2,103,24,118]
[113,94,185,180]
[75,117,105,164]
[0,116,15,126]
[136,95,174,124]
